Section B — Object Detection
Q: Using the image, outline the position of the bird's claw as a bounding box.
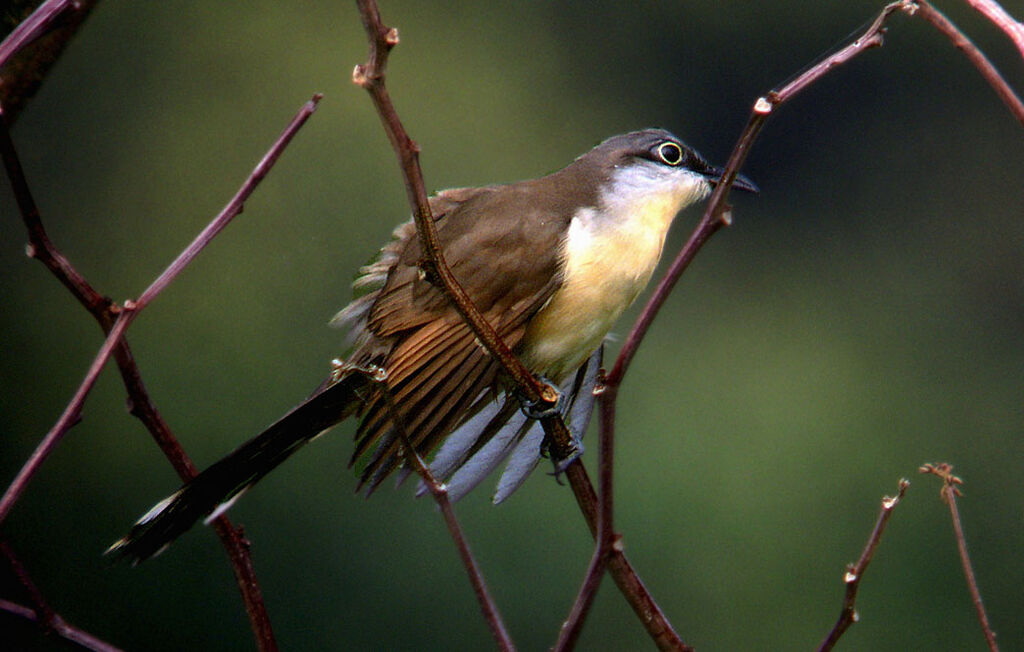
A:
[540,431,583,485]
[516,376,562,420]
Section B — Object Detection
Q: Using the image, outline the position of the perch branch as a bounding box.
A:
[817,479,909,651]
[0,599,123,652]
[0,0,82,70]
[1,93,322,651]
[920,463,999,651]
[0,540,122,652]
[553,4,903,648]
[964,0,1024,60]
[373,371,515,651]
[350,2,688,649]
[914,0,1024,127]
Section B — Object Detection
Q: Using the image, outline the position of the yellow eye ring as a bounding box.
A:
[656,141,683,166]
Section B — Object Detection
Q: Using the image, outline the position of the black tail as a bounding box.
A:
[108,374,365,563]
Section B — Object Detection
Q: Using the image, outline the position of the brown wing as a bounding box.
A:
[347,183,571,488]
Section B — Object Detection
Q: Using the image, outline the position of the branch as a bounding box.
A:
[0,599,123,652]
[920,463,999,651]
[372,367,515,651]
[0,0,82,70]
[552,386,620,652]
[351,0,554,410]
[547,4,907,649]
[1,540,123,652]
[914,0,1024,127]
[0,0,100,124]
[350,2,690,649]
[964,0,1024,60]
[608,3,900,393]
[1,93,321,651]
[817,479,909,652]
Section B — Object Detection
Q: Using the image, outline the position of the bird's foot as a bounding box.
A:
[540,434,583,485]
[515,376,562,420]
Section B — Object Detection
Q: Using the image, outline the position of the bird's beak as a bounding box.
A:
[706,165,759,194]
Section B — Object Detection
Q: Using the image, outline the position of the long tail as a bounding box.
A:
[108,373,365,563]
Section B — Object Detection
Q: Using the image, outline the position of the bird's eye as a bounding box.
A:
[656,141,683,166]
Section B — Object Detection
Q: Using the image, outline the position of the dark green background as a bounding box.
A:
[2,2,1022,650]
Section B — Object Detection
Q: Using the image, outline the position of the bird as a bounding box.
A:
[108,128,757,563]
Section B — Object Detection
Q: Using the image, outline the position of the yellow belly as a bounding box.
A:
[519,207,668,381]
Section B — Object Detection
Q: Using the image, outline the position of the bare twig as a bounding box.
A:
[0,94,321,524]
[817,479,909,651]
[552,392,621,652]
[372,367,515,652]
[553,6,905,650]
[562,461,692,652]
[351,0,554,411]
[1,539,55,627]
[552,3,934,647]
[608,2,899,392]
[0,0,81,70]
[0,0,100,124]
[0,599,124,652]
[914,0,1024,127]
[350,2,689,649]
[0,540,122,652]
[920,463,999,651]
[1,94,322,651]
[964,0,1024,60]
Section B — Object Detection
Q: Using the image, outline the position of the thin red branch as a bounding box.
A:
[920,463,999,651]
[350,2,689,649]
[561,462,690,651]
[0,599,123,652]
[964,0,1024,60]
[1,539,121,652]
[352,0,554,410]
[135,94,322,308]
[0,94,320,524]
[818,479,909,651]
[1,539,54,627]
[565,6,905,649]
[1,94,321,652]
[552,390,618,652]
[915,0,1024,127]
[608,3,898,390]
[0,0,82,70]
[375,370,515,652]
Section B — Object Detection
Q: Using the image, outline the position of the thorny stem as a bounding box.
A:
[920,463,999,652]
[817,480,909,652]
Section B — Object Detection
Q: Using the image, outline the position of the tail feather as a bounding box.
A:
[108,374,364,563]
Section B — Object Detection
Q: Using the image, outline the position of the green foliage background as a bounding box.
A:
[1,2,1021,650]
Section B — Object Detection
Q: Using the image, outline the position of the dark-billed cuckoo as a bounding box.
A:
[109,128,757,562]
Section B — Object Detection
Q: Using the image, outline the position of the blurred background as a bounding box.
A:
[1,1,1021,650]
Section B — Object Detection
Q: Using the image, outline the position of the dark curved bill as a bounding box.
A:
[707,165,759,194]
